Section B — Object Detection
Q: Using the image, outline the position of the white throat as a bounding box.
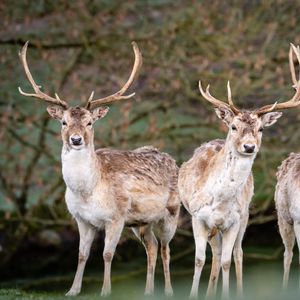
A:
[224,144,255,186]
[206,141,255,203]
[61,146,98,196]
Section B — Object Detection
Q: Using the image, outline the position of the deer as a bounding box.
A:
[275,45,300,290]
[178,44,300,299]
[18,41,180,297]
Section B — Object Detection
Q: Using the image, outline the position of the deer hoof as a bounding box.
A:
[65,288,80,296]
[165,288,173,297]
[101,289,111,297]
[144,290,154,296]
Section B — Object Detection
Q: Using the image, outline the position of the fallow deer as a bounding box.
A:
[18,42,180,297]
[275,45,300,290]
[178,44,300,298]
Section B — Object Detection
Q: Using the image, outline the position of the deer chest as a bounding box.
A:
[65,188,113,228]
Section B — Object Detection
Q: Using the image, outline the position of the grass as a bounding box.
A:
[1,258,300,300]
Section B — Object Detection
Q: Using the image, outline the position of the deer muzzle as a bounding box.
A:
[70,135,83,147]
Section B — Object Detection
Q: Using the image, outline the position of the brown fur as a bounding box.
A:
[238,111,257,127]
[180,137,255,216]
[208,227,218,240]
[275,152,300,226]
[96,147,178,217]
[103,252,112,262]
[180,139,226,210]
[78,253,85,264]
[60,108,93,148]
[277,152,300,181]
[54,107,180,297]
[275,152,300,288]
[70,107,87,119]
[167,205,179,217]
[178,108,279,298]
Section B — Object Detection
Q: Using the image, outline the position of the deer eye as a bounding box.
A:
[87,121,92,126]
[62,121,67,126]
[231,125,237,131]
[259,127,263,132]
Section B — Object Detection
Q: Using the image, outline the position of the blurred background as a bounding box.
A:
[1,0,300,299]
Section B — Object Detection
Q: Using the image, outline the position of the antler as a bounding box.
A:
[18,41,68,109]
[86,41,142,110]
[255,43,300,116]
[198,80,240,114]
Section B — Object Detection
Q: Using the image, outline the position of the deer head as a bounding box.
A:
[199,43,300,156]
[18,41,142,150]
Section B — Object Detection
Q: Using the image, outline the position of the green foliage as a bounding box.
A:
[1,0,300,275]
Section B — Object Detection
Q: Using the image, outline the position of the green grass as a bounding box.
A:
[1,259,300,300]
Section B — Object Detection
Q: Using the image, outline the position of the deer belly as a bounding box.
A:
[126,198,167,224]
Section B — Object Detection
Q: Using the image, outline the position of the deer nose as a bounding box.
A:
[71,136,82,145]
[243,144,255,153]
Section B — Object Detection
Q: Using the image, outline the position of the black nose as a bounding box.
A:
[243,144,255,153]
[71,136,82,145]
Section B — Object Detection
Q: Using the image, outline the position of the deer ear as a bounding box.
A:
[47,105,64,120]
[214,107,234,126]
[92,107,109,122]
[261,112,282,127]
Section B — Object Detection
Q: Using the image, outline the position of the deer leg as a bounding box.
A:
[190,217,209,298]
[132,225,158,295]
[101,220,124,297]
[143,227,158,296]
[159,211,178,297]
[66,218,96,296]
[220,221,240,299]
[160,243,172,296]
[278,215,294,289]
[293,221,300,289]
[233,214,248,297]
[206,233,222,298]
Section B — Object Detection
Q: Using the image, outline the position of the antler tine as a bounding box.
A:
[290,43,300,88]
[227,81,232,105]
[199,80,239,114]
[18,41,68,108]
[199,81,228,107]
[256,43,300,116]
[86,41,142,110]
[227,81,239,114]
[55,93,62,101]
[87,91,95,103]
[289,44,297,88]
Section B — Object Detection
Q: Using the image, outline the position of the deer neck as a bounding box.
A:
[209,136,255,201]
[61,142,99,196]
[223,137,255,184]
